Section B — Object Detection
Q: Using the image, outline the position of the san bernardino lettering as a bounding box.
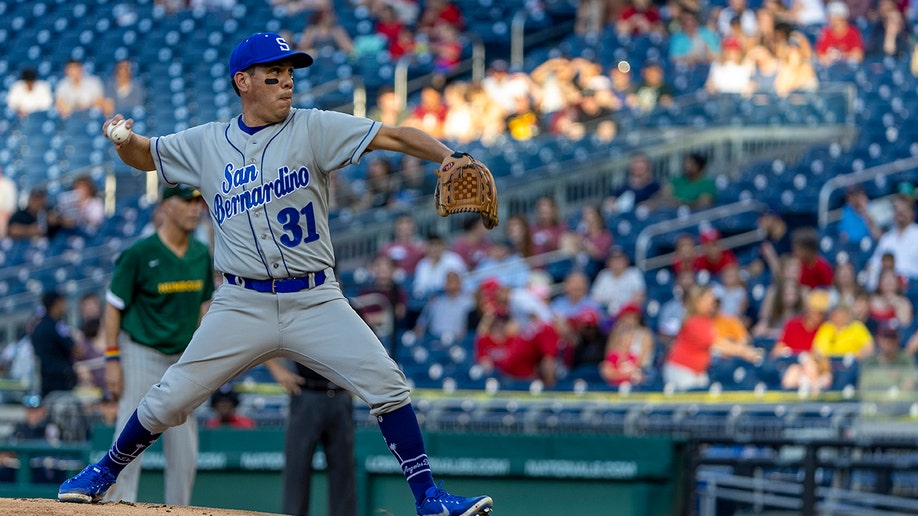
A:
[212,164,311,225]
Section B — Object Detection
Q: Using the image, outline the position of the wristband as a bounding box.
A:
[104,349,121,361]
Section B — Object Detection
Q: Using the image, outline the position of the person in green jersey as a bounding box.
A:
[660,152,717,210]
[101,184,214,505]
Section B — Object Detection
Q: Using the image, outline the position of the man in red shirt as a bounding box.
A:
[692,228,737,274]
[816,2,865,66]
[792,226,834,288]
[771,289,830,357]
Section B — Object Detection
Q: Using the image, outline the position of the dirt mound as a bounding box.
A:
[0,498,279,516]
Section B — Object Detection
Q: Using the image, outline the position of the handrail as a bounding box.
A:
[633,199,768,270]
[510,10,577,70]
[394,32,486,109]
[817,156,918,228]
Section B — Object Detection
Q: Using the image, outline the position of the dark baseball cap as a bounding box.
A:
[162,184,201,201]
[229,32,313,77]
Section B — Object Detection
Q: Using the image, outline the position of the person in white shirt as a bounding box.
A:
[0,165,17,238]
[414,271,475,340]
[866,194,918,290]
[590,246,646,317]
[6,68,53,117]
[412,233,467,299]
[54,59,106,118]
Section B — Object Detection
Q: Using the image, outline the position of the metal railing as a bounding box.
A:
[817,156,918,228]
[633,199,768,271]
[394,32,486,110]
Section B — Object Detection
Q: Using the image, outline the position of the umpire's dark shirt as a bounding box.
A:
[31,314,77,397]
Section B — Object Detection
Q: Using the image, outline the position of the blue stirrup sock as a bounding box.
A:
[97,410,162,476]
[377,404,436,505]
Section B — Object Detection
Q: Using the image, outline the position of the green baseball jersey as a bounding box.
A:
[107,233,215,355]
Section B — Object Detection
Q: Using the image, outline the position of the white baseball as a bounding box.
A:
[107,120,131,144]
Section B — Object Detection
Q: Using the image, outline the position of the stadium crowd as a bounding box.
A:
[2,0,918,428]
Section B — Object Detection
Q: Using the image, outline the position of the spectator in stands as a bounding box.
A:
[414,271,474,340]
[54,59,106,119]
[713,262,748,320]
[468,236,532,291]
[365,0,419,25]
[473,309,558,387]
[31,291,77,398]
[861,323,916,394]
[773,34,819,98]
[617,0,664,36]
[716,0,759,38]
[529,57,580,119]
[393,155,436,209]
[551,272,602,321]
[417,0,464,38]
[54,175,105,236]
[771,288,831,357]
[838,185,881,245]
[368,86,409,127]
[657,269,697,345]
[632,61,674,112]
[669,10,721,66]
[671,232,698,275]
[7,189,62,240]
[693,228,738,274]
[866,194,918,289]
[481,59,531,116]
[205,386,255,429]
[379,214,426,276]
[0,165,17,239]
[431,22,463,74]
[746,209,791,278]
[403,86,447,139]
[792,227,834,289]
[664,285,763,391]
[102,60,145,117]
[412,233,467,299]
[505,214,535,259]
[530,196,569,256]
[297,9,354,55]
[815,2,865,66]
[660,152,717,210]
[603,153,661,215]
[10,395,69,483]
[746,45,779,94]
[785,0,827,27]
[609,63,636,111]
[590,246,646,317]
[442,82,477,144]
[467,83,509,145]
[6,68,53,117]
[504,94,543,142]
[812,303,874,359]
[374,3,405,45]
[705,38,755,95]
[358,157,397,210]
[357,254,408,354]
[270,0,331,16]
[828,260,864,309]
[780,350,833,394]
[451,217,492,270]
[567,307,608,373]
[867,0,910,58]
[869,268,913,329]
[576,0,617,35]
[599,304,652,387]
[753,276,805,338]
[566,205,613,279]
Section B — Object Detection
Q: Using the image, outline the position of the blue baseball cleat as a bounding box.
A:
[416,482,493,516]
[58,464,117,503]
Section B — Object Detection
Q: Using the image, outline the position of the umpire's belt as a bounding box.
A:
[224,270,327,293]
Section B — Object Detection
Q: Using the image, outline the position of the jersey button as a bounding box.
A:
[261,234,267,239]
[273,263,279,269]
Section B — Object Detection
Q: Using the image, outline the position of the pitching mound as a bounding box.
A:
[0,498,279,516]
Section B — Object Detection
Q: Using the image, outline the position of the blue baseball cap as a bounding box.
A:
[229,32,313,77]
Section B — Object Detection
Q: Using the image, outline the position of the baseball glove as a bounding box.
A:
[434,152,499,229]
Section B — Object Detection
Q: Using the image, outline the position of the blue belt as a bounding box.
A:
[224,270,327,293]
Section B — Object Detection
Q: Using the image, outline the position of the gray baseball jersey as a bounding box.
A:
[151,108,380,278]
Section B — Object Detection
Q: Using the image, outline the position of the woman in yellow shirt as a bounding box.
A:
[813,304,874,359]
